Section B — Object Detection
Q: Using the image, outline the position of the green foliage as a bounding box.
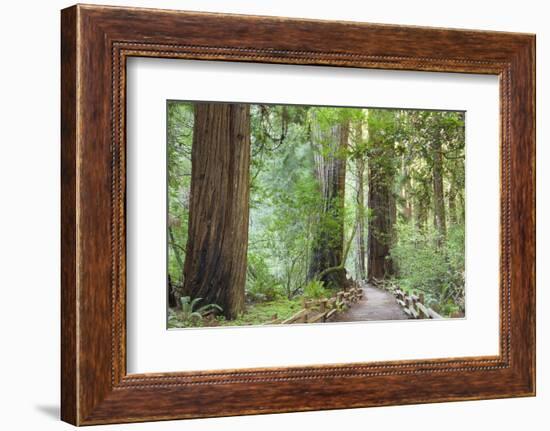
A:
[167,101,466,325]
[246,253,284,302]
[302,280,330,300]
[248,105,323,300]
[168,297,223,328]
[390,222,465,316]
[224,297,303,326]
[169,298,303,328]
[180,296,223,320]
[312,106,364,134]
[167,102,194,284]
[367,109,401,184]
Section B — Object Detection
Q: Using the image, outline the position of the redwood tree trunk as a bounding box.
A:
[448,181,458,226]
[308,118,349,288]
[367,167,396,281]
[432,139,447,242]
[415,191,429,231]
[182,103,250,319]
[355,159,367,280]
[366,112,396,281]
[400,156,413,222]
[354,122,367,281]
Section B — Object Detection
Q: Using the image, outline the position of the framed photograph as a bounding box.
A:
[61,4,535,425]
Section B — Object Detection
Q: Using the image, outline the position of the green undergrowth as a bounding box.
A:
[168,297,303,329]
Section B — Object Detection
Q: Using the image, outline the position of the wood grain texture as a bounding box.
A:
[60,5,78,425]
[60,4,535,425]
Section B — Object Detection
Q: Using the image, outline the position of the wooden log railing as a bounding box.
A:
[374,279,443,319]
[279,282,364,325]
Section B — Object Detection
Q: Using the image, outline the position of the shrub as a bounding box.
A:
[246,253,284,302]
[180,297,222,321]
[390,222,465,316]
[303,280,330,300]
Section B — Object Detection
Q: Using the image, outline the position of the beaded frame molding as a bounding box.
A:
[61,4,535,425]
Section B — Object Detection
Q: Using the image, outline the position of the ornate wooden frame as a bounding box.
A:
[61,4,536,426]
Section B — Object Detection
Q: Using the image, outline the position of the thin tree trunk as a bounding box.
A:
[168,275,178,308]
[432,139,447,242]
[168,226,184,273]
[415,192,429,231]
[457,190,465,223]
[401,156,413,222]
[448,181,458,226]
[182,103,250,319]
[168,226,184,308]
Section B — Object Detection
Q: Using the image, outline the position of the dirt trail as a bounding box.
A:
[330,284,409,322]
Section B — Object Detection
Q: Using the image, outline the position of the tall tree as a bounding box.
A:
[428,111,464,241]
[367,110,397,281]
[399,155,413,222]
[447,179,458,226]
[166,102,193,290]
[308,110,350,288]
[352,119,367,280]
[442,112,465,228]
[431,137,447,242]
[182,103,251,319]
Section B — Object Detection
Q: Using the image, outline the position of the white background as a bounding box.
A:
[127,59,499,373]
[0,0,546,430]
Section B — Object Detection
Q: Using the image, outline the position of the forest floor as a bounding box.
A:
[330,284,410,322]
[168,284,411,329]
[168,297,303,328]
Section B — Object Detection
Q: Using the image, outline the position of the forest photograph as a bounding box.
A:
[167,101,466,329]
